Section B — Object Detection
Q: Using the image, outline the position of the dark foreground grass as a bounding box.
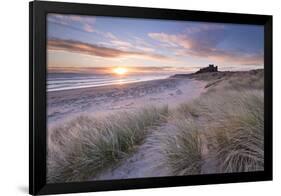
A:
[210,91,264,172]
[161,118,202,175]
[47,106,168,183]
[153,89,264,175]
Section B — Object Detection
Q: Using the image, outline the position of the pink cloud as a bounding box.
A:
[48,14,96,33]
[149,29,263,66]
[83,24,94,33]
[48,38,169,61]
[148,33,192,49]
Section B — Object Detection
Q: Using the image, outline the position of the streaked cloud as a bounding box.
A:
[184,23,225,34]
[149,33,192,48]
[48,39,168,60]
[48,14,157,54]
[48,14,96,34]
[149,24,263,65]
[83,24,95,32]
[98,34,156,53]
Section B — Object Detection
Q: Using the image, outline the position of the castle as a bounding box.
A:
[196,64,218,74]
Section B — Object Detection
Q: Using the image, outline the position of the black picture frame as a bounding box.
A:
[29,1,273,195]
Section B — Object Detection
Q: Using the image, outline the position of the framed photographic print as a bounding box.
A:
[29,1,272,195]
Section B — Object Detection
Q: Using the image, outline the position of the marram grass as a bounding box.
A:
[47,106,168,183]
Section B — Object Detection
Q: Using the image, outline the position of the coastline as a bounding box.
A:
[47,77,206,124]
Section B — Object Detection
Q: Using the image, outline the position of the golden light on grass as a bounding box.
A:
[113,67,128,75]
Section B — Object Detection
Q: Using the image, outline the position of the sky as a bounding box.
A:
[47,13,264,74]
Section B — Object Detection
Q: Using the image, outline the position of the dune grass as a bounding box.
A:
[191,69,264,91]
[47,106,168,183]
[157,89,264,175]
[160,69,264,175]
[160,118,202,175]
[209,91,264,172]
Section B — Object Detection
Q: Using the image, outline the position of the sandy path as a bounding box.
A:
[94,125,171,180]
[200,134,218,174]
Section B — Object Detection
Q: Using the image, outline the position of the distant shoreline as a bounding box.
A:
[47,73,171,92]
[47,77,206,124]
[48,77,170,94]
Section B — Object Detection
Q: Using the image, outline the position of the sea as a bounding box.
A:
[47,73,171,92]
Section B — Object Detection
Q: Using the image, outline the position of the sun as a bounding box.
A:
[113,67,128,75]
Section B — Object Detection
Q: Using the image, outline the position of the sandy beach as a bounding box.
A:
[47,77,206,125]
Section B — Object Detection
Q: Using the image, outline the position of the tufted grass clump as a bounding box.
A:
[47,106,168,183]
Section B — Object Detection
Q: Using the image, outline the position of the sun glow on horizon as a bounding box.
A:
[113,67,128,75]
